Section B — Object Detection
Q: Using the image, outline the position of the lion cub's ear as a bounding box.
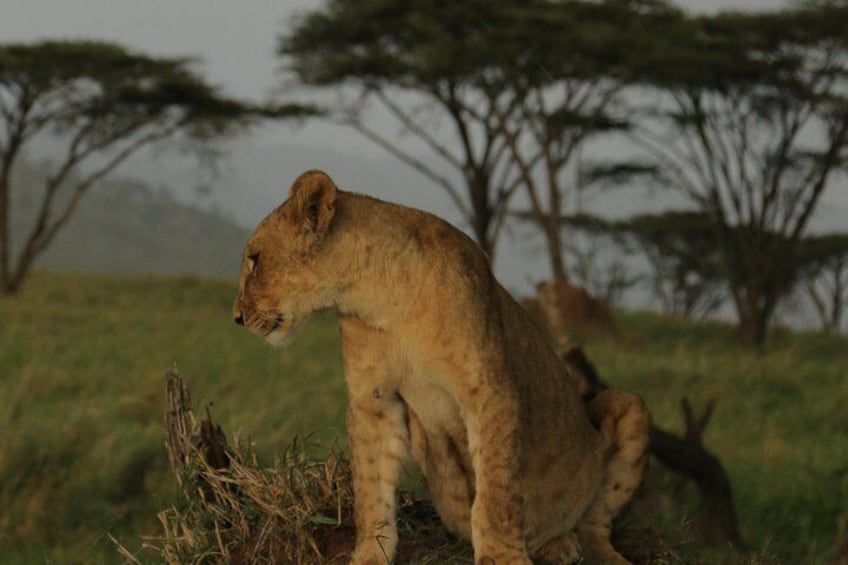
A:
[286,170,338,246]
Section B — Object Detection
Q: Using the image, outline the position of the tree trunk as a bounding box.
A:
[0,148,12,294]
[721,240,775,349]
[715,223,774,349]
[468,170,496,261]
[543,162,568,283]
[1,131,28,295]
[0,176,9,295]
[736,287,779,350]
[831,263,845,333]
[542,215,568,283]
[739,309,769,350]
[6,247,36,295]
[471,215,495,261]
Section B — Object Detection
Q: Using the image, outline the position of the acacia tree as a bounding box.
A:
[795,233,848,333]
[489,0,676,282]
[280,0,537,259]
[281,0,675,272]
[0,40,308,295]
[564,217,640,306]
[630,4,848,347]
[623,211,725,318]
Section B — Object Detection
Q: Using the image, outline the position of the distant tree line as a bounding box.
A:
[280,0,848,346]
[1,2,846,346]
[564,211,847,333]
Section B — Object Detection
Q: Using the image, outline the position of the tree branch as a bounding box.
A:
[342,116,470,220]
[373,86,463,171]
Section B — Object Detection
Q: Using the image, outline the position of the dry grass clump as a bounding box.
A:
[135,370,473,564]
[138,369,355,564]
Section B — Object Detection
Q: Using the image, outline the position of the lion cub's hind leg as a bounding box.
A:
[577,389,650,565]
[407,408,474,540]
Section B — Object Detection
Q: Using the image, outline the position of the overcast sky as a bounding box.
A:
[5,0,844,310]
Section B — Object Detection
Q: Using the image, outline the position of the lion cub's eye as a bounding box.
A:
[247,252,259,273]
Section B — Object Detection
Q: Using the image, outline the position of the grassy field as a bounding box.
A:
[0,271,846,563]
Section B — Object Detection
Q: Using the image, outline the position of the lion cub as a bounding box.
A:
[233,170,650,564]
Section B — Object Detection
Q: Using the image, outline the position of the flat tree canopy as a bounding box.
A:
[0,40,311,294]
[795,233,848,332]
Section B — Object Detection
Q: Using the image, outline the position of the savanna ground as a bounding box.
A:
[0,271,846,563]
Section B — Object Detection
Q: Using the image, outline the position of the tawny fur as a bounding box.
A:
[233,170,650,564]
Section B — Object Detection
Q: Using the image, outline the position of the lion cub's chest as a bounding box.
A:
[340,318,468,441]
[399,373,465,440]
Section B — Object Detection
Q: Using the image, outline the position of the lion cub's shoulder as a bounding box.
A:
[336,190,489,267]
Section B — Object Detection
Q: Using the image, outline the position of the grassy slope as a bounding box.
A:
[590,315,848,562]
[0,272,846,563]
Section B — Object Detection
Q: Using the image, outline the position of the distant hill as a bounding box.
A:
[10,173,249,280]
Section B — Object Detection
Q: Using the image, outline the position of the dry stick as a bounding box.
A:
[199,406,231,471]
[561,346,745,550]
[649,425,744,548]
[681,397,716,446]
[671,397,716,497]
[163,368,195,486]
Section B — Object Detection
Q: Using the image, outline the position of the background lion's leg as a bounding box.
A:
[407,409,474,540]
[577,389,650,564]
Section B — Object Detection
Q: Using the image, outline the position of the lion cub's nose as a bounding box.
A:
[234,312,245,326]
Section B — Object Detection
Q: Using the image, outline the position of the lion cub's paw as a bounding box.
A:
[580,542,632,565]
[536,532,582,564]
[349,553,386,565]
[349,543,393,565]
[475,554,534,565]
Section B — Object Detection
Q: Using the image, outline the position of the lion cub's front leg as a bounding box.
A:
[346,392,409,564]
[342,322,410,565]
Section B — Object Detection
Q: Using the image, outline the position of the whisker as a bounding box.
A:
[247,309,285,334]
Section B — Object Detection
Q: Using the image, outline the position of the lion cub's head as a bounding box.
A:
[233,170,339,347]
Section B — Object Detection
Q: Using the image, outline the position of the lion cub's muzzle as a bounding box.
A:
[234,307,285,336]
[268,313,285,332]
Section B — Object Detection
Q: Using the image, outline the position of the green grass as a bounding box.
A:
[1,271,846,563]
[0,272,347,564]
[586,312,848,563]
